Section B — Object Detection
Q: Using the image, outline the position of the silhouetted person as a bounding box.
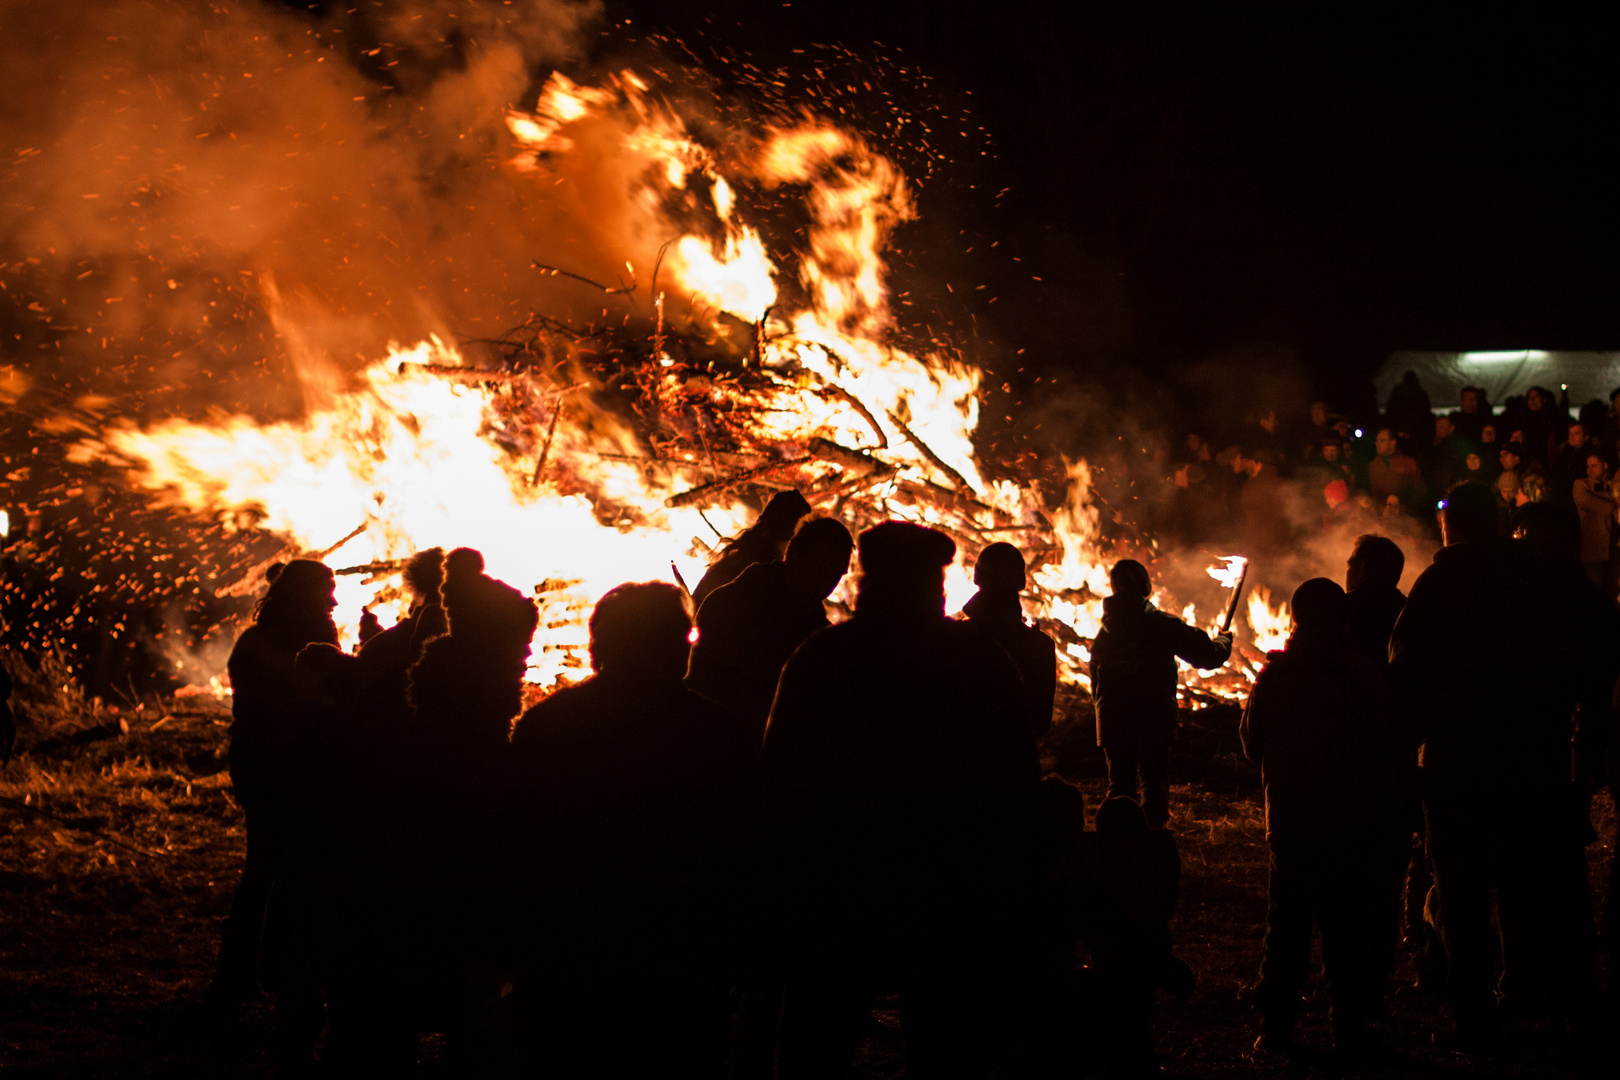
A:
[354,547,446,733]
[691,488,813,608]
[1390,483,1605,1050]
[1343,534,1405,671]
[1242,578,1391,1056]
[763,521,1039,1078]
[686,516,852,742]
[1453,385,1489,445]
[270,642,363,1074]
[213,559,340,1003]
[1079,796,1190,1075]
[1510,500,1620,1008]
[1090,559,1232,828]
[509,582,754,1079]
[407,547,536,766]
[684,520,852,1078]
[960,542,1059,739]
[340,549,449,1072]
[405,547,538,1070]
[1341,534,1423,998]
[1386,370,1433,445]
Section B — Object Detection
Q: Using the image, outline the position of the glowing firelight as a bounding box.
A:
[1246,586,1294,653]
[1206,555,1247,589]
[68,67,1273,705]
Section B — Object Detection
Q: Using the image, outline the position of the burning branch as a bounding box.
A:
[332,559,407,578]
[531,403,564,487]
[396,363,530,383]
[815,385,889,449]
[664,456,812,508]
[806,437,895,477]
[532,261,637,296]
[886,409,972,492]
[309,524,367,561]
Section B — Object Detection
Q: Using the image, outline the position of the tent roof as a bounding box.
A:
[1377,351,1620,413]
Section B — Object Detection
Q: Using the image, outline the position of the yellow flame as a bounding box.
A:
[1246,585,1294,653]
[1207,554,1247,589]
[75,68,1276,703]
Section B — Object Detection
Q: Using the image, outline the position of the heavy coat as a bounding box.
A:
[762,613,1038,950]
[1090,596,1232,747]
[1572,477,1616,565]
[691,532,783,609]
[1344,585,1405,671]
[1389,537,1617,797]
[686,560,828,742]
[509,675,755,973]
[1240,633,1391,844]
[961,588,1059,739]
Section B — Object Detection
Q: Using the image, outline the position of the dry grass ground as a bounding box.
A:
[0,686,1613,1077]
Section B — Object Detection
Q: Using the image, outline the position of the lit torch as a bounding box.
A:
[1207,555,1250,633]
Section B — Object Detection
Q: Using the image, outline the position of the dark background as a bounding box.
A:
[622,1,1619,418]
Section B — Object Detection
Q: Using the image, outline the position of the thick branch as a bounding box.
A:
[664,456,811,508]
[815,385,889,449]
[885,410,973,492]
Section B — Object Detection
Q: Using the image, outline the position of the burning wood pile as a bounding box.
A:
[22,66,1286,703]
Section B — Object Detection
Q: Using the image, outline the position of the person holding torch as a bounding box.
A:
[1090,559,1234,828]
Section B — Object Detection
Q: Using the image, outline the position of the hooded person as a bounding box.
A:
[354,547,446,734]
[407,547,538,764]
[1089,559,1233,828]
[403,547,538,1064]
[762,521,1038,1079]
[691,488,814,609]
[686,516,853,743]
[508,582,755,1078]
[212,558,341,1003]
[1241,579,1392,1056]
[959,542,1060,739]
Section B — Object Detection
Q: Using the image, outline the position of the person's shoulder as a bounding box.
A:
[227,623,276,665]
[512,679,597,739]
[792,618,858,654]
[674,683,740,723]
[1018,620,1057,651]
[1253,648,1288,674]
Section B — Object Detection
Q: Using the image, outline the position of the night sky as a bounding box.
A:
[625,1,1619,415]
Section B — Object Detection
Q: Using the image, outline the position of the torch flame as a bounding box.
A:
[1206,554,1247,589]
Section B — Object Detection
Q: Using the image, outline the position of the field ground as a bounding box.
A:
[0,688,1613,1078]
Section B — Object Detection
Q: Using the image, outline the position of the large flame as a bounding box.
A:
[70,68,1281,704]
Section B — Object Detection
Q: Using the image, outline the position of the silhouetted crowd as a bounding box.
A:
[211,473,1620,1077]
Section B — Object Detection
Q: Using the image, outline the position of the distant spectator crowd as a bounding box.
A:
[1099,375,1620,597]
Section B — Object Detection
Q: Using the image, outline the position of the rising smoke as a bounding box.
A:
[0,0,610,417]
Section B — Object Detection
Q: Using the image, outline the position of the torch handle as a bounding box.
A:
[1219,563,1250,634]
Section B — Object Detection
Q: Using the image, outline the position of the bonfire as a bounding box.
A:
[16,66,1288,706]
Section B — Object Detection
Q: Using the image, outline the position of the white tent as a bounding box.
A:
[1377,351,1620,413]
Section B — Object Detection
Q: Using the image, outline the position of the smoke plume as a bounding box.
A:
[0,0,606,416]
